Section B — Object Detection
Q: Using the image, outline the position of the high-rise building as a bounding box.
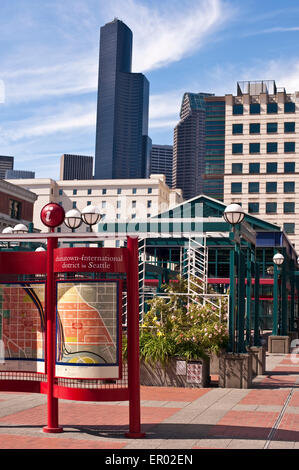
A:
[60,154,93,180]
[203,97,225,201]
[0,156,14,179]
[172,92,213,200]
[6,169,35,179]
[224,80,299,250]
[149,144,173,188]
[172,93,226,201]
[94,19,150,180]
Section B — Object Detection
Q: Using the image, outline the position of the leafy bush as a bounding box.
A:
[139,276,229,363]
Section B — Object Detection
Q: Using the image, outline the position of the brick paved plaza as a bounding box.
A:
[0,352,298,451]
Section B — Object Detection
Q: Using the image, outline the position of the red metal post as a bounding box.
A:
[125,236,145,438]
[43,235,63,433]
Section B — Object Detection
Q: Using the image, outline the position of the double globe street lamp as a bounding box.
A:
[2,223,29,234]
[64,205,102,231]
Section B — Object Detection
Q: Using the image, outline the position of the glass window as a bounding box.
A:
[249,163,260,174]
[102,188,107,195]
[132,188,137,194]
[232,143,243,154]
[267,102,278,113]
[284,102,295,113]
[147,200,152,208]
[72,201,77,208]
[249,182,259,193]
[284,142,295,153]
[266,202,277,214]
[87,201,91,206]
[250,103,260,114]
[267,122,278,133]
[59,189,63,195]
[117,188,122,195]
[267,142,278,153]
[266,162,277,173]
[284,162,295,173]
[131,214,136,219]
[232,124,243,134]
[132,200,136,208]
[148,188,152,194]
[232,163,243,174]
[284,223,295,234]
[250,123,260,134]
[284,202,295,213]
[248,202,259,214]
[231,182,242,193]
[284,181,295,193]
[73,189,77,195]
[284,122,295,133]
[249,143,260,153]
[233,104,243,115]
[266,182,277,193]
[117,200,121,208]
[87,189,92,195]
[9,200,22,219]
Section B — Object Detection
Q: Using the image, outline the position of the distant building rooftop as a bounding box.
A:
[237,80,283,96]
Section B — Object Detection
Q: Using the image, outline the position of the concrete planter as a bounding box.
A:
[268,335,290,354]
[248,346,266,376]
[219,353,253,389]
[139,357,210,388]
[209,350,225,375]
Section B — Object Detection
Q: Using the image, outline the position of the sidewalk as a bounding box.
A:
[0,352,298,450]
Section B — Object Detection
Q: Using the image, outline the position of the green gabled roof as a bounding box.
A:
[154,194,281,233]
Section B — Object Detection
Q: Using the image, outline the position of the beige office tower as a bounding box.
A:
[224,80,299,250]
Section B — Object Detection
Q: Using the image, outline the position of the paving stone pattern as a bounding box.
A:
[0,353,298,449]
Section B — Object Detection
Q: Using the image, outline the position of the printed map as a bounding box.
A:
[0,283,45,363]
[56,282,118,366]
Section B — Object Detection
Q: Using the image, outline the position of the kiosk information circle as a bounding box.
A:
[40,203,65,228]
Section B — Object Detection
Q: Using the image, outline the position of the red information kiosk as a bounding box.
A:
[0,204,144,438]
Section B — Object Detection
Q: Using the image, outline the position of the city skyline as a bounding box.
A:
[0,1,299,179]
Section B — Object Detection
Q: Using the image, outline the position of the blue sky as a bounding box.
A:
[1,0,299,178]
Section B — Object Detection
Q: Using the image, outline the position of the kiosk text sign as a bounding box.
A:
[54,247,128,273]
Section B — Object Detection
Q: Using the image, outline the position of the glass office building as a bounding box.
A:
[94,19,150,180]
[173,93,225,201]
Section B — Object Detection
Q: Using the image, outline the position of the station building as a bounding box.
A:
[98,194,299,339]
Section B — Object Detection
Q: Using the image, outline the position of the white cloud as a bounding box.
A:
[2,57,98,104]
[0,104,96,143]
[102,0,235,72]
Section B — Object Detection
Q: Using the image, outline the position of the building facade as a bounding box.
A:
[173,93,211,200]
[149,144,173,188]
[203,97,225,201]
[60,154,93,180]
[0,179,37,232]
[224,80,299,250]
[9,175,183,236]
[0,156,14,179]
[172,93,225,201]
[94,19,150,180]
[6,170,35,179]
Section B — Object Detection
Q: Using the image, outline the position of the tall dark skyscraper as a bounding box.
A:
[172,93,225,201]
[0,156,14,179]
[150,144,173,188]
[173,93,211,200]
[94,19,150,180]
[60,154,93,180]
